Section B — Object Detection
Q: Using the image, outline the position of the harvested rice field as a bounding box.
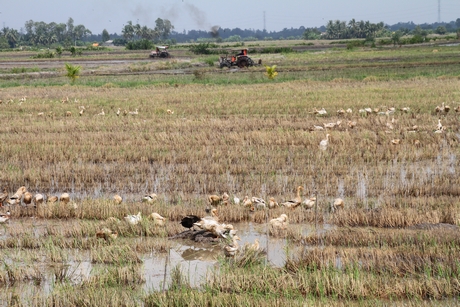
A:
[0,41,460,306]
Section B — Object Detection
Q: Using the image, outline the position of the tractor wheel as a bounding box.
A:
[237,58,248,68]
[160,52,169,58]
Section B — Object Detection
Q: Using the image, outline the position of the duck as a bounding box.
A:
[281,186,303,209]
[332,198,344,212]
[148,212,166,226]
[210,223,234,238]
[96,228,118,241]
[391,139,401,145]
[59,193,70,204]
[251,197,266,210]
[312,125,324,131]
[0,210,10,223]
[347,121,357,129]
[319,134,330,151]
[436,119,443,131]
[268,197,279,209]
[124,212,142,225]
[113,194,123,204]
[33,194,44,206]
[248,238,260,252]
[208,194,222,207]
[303,197,316,210]
[46,194,58,204]
[233,196,240,205]
[223,235,241,257]
[314,108,327,115]
[193,209,220,231]
[23,192,33,205]
[241,196,253,208]
[401,107,410,113]
[142,193,157,203]
[270,214,288,230]
[180,215,202,229]
[9,186,27,205]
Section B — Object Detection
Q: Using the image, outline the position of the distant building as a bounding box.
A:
[102,40,114,47]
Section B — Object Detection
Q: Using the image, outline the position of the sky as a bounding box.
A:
[1,0,459,35]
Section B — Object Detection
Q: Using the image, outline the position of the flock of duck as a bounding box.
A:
[0,184,342,258]
[311,102,457,149]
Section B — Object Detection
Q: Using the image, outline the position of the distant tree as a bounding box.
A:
[303,28,321,40]
[122,21,135,41]
[0,37,9,49]
[225,35,241,42]
[102,29,110,42]
[154,18,174,40]
[391,31,402,46]
[2,27,19,48]
[456,18,460,29]
[67,17,75,42]
[435,26,447,35]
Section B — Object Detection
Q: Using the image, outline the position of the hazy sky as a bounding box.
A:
[1,0,459,34]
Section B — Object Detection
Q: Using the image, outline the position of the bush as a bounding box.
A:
[346,40,364,49]
[33,50,55,58]
[113,38,127,46]
[189,43,219,55]
[125,39,154,50]
[409,34,424,44]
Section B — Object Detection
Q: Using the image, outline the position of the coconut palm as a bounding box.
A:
[65,63,81,83]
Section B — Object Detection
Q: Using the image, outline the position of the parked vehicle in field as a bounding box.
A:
[219,49,261,68]
[149,46,171,58]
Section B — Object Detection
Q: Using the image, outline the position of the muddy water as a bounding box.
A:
[143,222,333,290]
[1,220,332,300]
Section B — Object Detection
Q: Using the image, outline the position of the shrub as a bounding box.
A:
[65,63,81,83]
[189,43,218,55]
[33,50,55,59]
[125,39,154,50]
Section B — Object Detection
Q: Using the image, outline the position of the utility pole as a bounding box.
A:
[263,11,266,32]
[438,0,441,23]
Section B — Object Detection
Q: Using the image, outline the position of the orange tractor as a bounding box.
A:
[219,49,261,68]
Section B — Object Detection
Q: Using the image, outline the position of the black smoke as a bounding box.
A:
[210,25,220,38]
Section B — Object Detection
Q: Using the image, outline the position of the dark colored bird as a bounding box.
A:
[180,215,201,229]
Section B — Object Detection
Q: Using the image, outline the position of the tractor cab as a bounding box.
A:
[219,48,260,68]
[150,46,170,58]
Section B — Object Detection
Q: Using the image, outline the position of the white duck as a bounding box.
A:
[319,134,330,151]
[0,210,10,223]
[303,197,316,210]
[223,235,241,257]
[251,197,266,210]
[124,212,142,225]
[193,208,220,231]
[142,193,158,203]
[270,214,289,230]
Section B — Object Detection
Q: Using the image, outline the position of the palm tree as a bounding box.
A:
[65,63,81,83]
[4,28,19,48]
[122,21,135,41]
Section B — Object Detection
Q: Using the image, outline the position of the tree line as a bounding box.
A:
[0,16,459,49]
